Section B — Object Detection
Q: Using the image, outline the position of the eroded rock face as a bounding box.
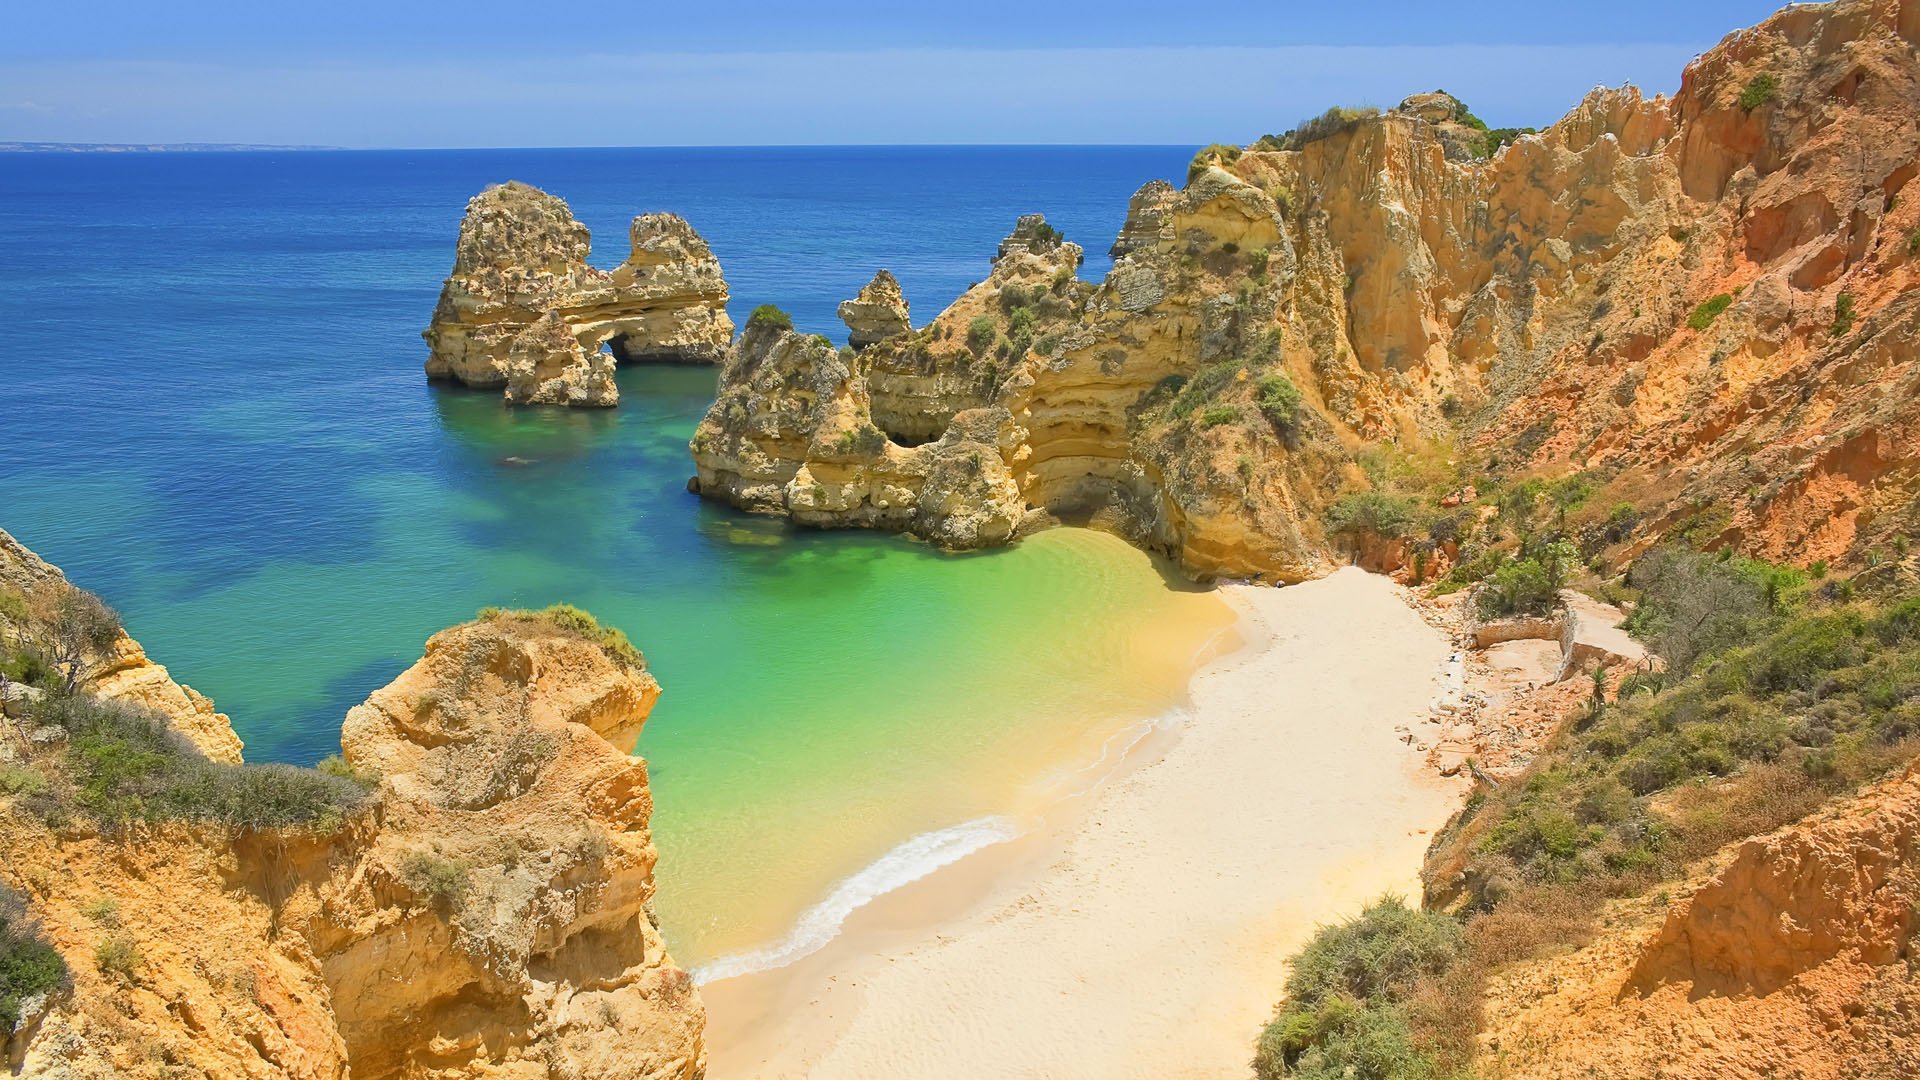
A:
[838,269,911,349]
[690,0,1920,581]
[321,612,704,1080]
[690,318,1024,548]
[1,533,704,1079]
[1479,761,1920,1080]
[1630,762,1920,998]
[423,181,733,407]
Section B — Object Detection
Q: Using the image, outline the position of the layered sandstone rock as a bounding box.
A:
[837,269,911,349]
[689,0,1920,581]
[423,182,732,407]
[1,531,704,1079]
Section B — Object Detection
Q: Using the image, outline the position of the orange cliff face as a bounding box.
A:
[1481,761,1920,1079]
[0,532,704,1080]
[682,0,1919,581]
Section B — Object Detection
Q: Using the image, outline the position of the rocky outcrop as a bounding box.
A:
[1,529,704,1079]
[0,527,241,762]
[1629,760,1920,999]
[316,610,704,1079]
[690,0,1920,581]
[689,316,1024,548]
[1478,762,1920,1079]
[423,182,733,407]
[837,269,911,349]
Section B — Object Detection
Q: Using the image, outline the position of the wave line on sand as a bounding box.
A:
[692,815,1022,984]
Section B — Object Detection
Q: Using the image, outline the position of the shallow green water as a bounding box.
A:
[16,364,1231,966]
[0,145,1230,970]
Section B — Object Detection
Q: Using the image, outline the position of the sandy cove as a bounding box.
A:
[702,566,1465,1078]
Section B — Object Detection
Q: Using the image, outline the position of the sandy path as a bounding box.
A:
[704,567,1461,1078]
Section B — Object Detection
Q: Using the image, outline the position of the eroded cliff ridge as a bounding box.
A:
[691,0,1920,581]
[1480,762,1920,1078]
[0,530,704,1079]
[423,181,732,407]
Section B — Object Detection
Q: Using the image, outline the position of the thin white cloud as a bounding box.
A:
[0,43,1705,147]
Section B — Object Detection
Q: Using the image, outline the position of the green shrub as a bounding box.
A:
[1275,107,1382,151]
[94,936,140,979]
[1624,547,1778,673]
[1326,492,1419,547]
[1738,72,1780,111]
[400,851,472,913]
[1907,226,1920,256]
[480,603,644,668]
[1188,143,1243,181]
[1248,247,1270,279]
[1254,897,1459,1080]
[833,424,890,456]
[1006,306,1037,357]
[34,695,369,831]
[1200,406,1239,429]
[1478,127,1537,158]
[966,315,998,356]
[1167,360,1242,420]
[745,304,793,331]
[1832,291,1856,336]
[1256,374,1302,432]
[1687,294,1733,331]
[1,889,66,1032]
[1475,542,1576,619]
[1034,332,1063,357]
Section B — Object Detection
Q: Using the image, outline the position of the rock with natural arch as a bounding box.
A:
[423,181,734,407]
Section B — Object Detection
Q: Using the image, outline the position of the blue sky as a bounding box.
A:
[2,1,1786,147]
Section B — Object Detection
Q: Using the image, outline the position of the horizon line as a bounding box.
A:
[0,140,1211,153]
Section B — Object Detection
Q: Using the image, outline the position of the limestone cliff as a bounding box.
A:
[0,531,704,1078]
[689,314,1025,548]
[423,182,732,407]
[689,0,1920,581]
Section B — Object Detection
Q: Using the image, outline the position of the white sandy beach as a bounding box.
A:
[702,567,1462,1079]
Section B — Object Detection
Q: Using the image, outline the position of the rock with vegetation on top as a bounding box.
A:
[1,529,705,1079]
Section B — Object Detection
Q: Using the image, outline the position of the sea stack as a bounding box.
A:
[837,269,911,349]
[423,181,733,407]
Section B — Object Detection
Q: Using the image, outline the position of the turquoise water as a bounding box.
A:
[0,146,1231,965]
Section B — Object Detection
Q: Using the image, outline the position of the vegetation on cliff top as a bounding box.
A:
[1260,542,1920,1075]
[746,303,793,332]
[475,603,644,669]
[2,579,373,833]
[1254,106,1382,153]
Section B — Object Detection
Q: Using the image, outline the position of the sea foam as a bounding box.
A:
[692,815,1022,984]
